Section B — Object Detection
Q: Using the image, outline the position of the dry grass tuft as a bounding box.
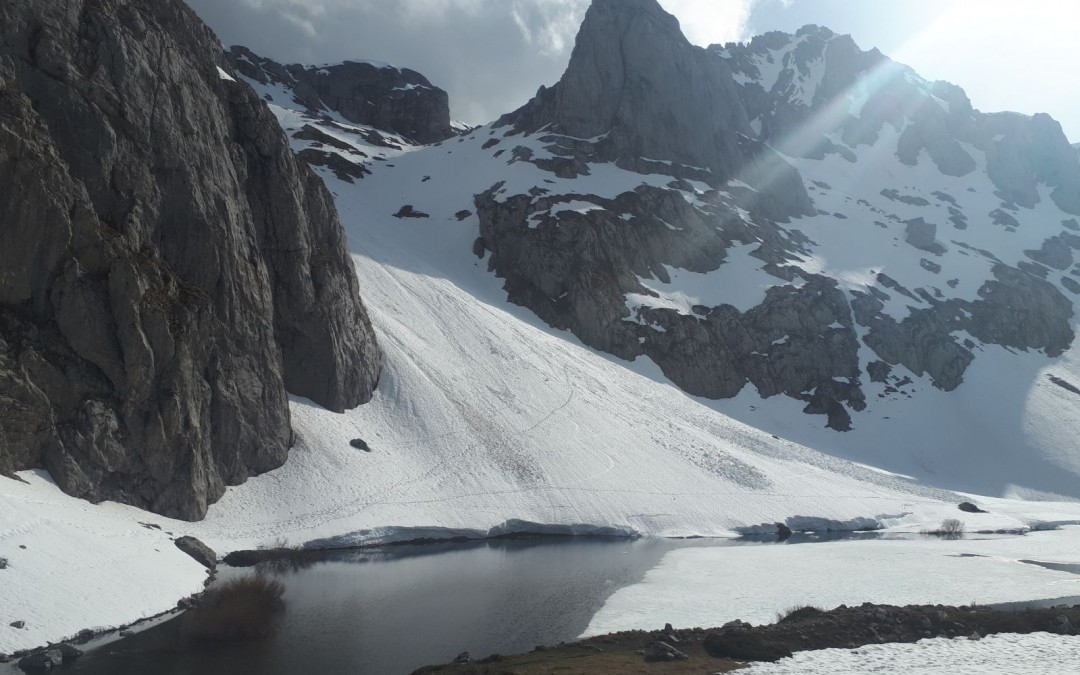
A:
[776,604,825,624]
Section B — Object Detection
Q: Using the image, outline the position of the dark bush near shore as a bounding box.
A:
[921,518,966,539]
[182,575,286,642]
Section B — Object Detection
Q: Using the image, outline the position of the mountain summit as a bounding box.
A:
[502,0,812,219]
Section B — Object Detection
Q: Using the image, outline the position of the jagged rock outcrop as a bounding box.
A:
[0,0,380,519]
[476,180,867,430]
[472,0,1080,428]
[227,46,454,145]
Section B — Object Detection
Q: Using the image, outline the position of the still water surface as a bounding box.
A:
[64,537,691,675]
[22,532,1028,675]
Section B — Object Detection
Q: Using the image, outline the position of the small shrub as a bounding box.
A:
[777,604,824,624]
[940,518,965,537]
[922,518,966,540]
[182,575,286,643]
[257,537,291,551]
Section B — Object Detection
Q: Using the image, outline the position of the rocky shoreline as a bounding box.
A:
[0,535,218,671]
[414,602,1080,673]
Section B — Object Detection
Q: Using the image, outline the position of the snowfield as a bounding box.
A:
[6,65,1080,657]
[0,472,208,655]
[747,632,1080,675]
[584,527,1080,637]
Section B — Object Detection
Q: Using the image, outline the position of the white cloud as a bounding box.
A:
[659,0,759,46]
[509,0,589,56]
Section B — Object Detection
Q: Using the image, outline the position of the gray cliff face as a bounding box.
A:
[0,0,380,519]
[227,46,454,145]
[473,0,1078,429]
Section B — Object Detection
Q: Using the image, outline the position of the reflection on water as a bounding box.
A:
[59,537,688,675]
[10,531,1032,675]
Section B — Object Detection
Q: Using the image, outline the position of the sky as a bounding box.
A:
[185,0,1080,140]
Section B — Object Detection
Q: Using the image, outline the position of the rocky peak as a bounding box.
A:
[0,0,380,519]
[498,0,812,219]
[227,46,454,144]
[467,6,1080,432]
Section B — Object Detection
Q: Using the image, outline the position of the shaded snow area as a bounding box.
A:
[585,528,1080,637]
[748,632,1080,675]
[0,472,208,654]
[709,345,1080,502]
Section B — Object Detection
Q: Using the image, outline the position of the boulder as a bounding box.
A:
[17,649,62,673]
[55,644,82,664]
[350,438,371,452]
[174,536,217,570]
[394,205,431,219]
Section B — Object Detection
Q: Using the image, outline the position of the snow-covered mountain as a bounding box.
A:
[483,2,1080,435]
[227,46,457,145]
[232,0,1080,500]
[7,0,1080,654]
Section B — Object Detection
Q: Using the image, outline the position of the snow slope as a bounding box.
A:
[176,110,959,551]
[167,90,996,554]
[0,472,208,654]
[747,632,1080,675]
[262,79,1080,503]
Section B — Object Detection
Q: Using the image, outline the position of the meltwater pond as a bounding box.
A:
[58,537,693,675]
[13,531,1045,675]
